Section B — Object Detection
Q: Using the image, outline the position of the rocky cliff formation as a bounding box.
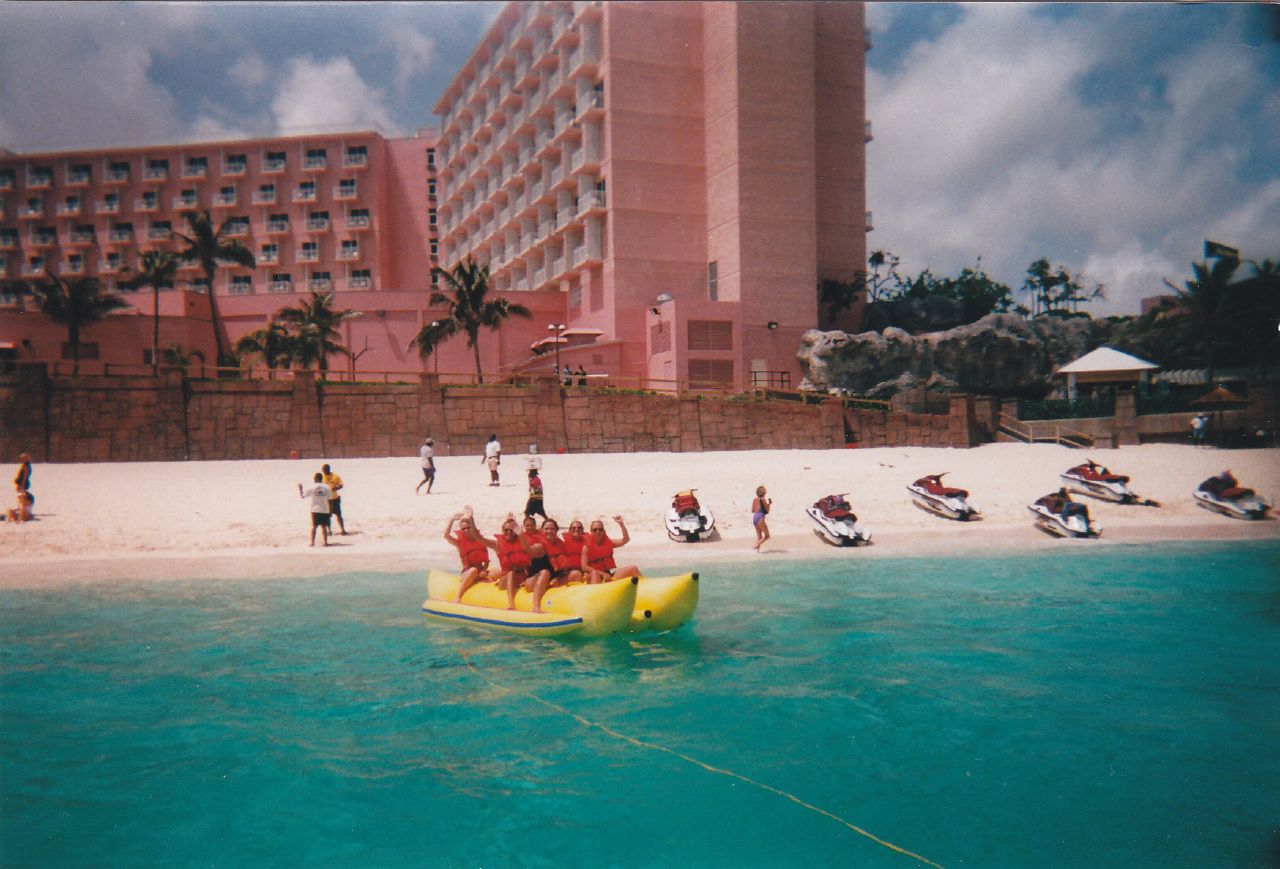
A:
[797,313,1109,397]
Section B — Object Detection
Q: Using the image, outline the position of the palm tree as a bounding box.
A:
[234,321,295,371]
[172,210,255,366]
[161,344,206,369]
[409,259,531,383]
[1164,257,1242,383]
[28,273,130,375]
[275,291,358,374]
[120,250,179,375]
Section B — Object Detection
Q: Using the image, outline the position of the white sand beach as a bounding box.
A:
[2,443,1277,588]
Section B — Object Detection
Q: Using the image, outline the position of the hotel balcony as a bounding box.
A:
[296,248,319,263]
[348,275,371,290]
[293,189,318,203]
[577,189,606,215]
[337,246,360,261]
[62,258,85,274]
[23,262,47,277]
[0,234,18,250]
[106,229,134,245]
[104,168,130,185]
[578,90,604,119]
[212,191,237,208]
[97,260,119,274]
[68,229,96,246]
[0,175,14,192]
[31,233,58,249]
[182,164,208,179]
[172,194,199,209]
[143,166,169,182]
[258,250,279,265]
[573,0,603,23]
[269,279,293,294]
[303,156,327,171]
[66,170,92,188]
[309,277,332,292]
[228,281,254,296]
[147,226,171,241]
[56,201,83,217]
[223,161,247,177]
[18,202,44,219]
[306,217,330,232]
[26,174,53,191]
[252,189,277,205]
[263,158,287,174]
[570,238,602,267]
[264,219,290,235]
[567,43,599,79]
[345,214,370,231]
[133,198,158,213]
[224,223,249,238]
[342,151,369,169]
[333,185,357,201]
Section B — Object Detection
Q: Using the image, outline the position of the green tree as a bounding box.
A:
[234,321,295,370]
[161,344,206,369]
[172,210,255,366]
[28,273,130,374]
[817,250,903,328]
[1021,258,1103,317]
[1163,257,1242,382]
[275,291,358,374]
[120,250,179,375]
[409,259,531,383]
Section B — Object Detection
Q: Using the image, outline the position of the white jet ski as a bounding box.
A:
[1060,460,1147,505]
[1194,472,1272,520]
[907,473,981,521]
[806,494,872,546]
[666,490,715,542]
[1028,492,1102,539]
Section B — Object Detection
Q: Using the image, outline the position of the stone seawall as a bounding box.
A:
[0,366,979,463]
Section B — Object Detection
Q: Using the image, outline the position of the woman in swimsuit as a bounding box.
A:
[751,485,771,552]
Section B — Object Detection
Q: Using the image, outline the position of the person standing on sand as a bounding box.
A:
[525,468,547,519]
[298,473,333,547]
[417,437,436,494]
[482,434,502,486]
[752,485,772,551]
[525,444,543,474]
[12,453,33,516]
[321,464,347,535]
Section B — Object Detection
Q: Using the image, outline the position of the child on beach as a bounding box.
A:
[752,485,772,551]
[298,473,333,547]
[525,469,546,519]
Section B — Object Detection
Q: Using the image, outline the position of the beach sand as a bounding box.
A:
[2,443,1277,588]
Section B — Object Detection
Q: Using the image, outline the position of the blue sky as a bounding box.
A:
[2,2,1277,316]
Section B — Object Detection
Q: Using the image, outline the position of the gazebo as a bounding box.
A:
[1055,347,1159,400]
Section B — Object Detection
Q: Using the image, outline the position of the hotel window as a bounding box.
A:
[300,241,318,260]
[145,158,169,179]
[707,261,718,301]
[270,273,292,292]
[103,193,119,210]
[310,270,332,291]
[688,359,734,386]
[267,213,290,231]
[308,210,329,229]
[341,240,359,257]
[687,320,733,352]
[427,148,436,167]
[140,191,158,209]
[428,179,437,198]
[69,163,92,184]
[260,243,278,262]
[429,208,438,227]
[230,275,253,295]
[184,156,208,176]
[298,181,316,200]
[105,252,121,269]
[350,268,371,288]
[177,188,198,207]
[108,161,130,181]
[225,153,247,173]
[30,166,53,186]
[0,168,14,188]
[305,148,327,169]
[430,240,438,257]
[149,220,171,239]
[265,151,287,171]
[344,145,367,165]
[217,186,237,205]
[338,178,357,197]
[348,208,370,227]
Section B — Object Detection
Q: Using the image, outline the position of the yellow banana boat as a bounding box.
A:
[423,570,700,636]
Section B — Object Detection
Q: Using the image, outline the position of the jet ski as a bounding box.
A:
[665,489,715,542]
[1193,472,1272,520]
[1028,491,1101,539]
[907,473,981,521]
[806,494,872,546]
[1060,460,1150,505]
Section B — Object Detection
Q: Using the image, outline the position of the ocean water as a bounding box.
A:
[2,541,1278,868]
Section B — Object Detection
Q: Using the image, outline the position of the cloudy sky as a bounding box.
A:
[2,2,1277,315]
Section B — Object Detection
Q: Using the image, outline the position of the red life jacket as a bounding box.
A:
[497,535,530,571]
[559,535,586,572]
[456,532,489,569]
[541,533,568,570]
[585,536,615,571]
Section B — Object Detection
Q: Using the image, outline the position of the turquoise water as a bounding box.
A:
[2,542,1278,867]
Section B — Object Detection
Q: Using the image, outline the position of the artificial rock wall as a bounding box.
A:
[0,366,980,464]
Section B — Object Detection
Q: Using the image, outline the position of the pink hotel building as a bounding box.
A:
[0,0,868,389]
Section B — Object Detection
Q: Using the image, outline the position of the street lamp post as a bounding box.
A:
[548,322,566,384]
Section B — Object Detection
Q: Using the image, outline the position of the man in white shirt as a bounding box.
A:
[298,472,333,547]
[482,434,502,486]
[416,437,435,494]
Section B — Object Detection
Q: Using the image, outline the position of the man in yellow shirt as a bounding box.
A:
[321,463,347,535]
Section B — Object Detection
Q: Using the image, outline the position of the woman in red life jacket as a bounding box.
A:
[538,517,584,588]
[559,520,589,585]
[493,513,532,609]
[518,515,554,613]
[581,515,640,584]
[444,509,495,602]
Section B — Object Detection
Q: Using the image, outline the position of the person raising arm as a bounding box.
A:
[581,515,640,583]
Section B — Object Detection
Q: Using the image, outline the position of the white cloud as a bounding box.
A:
[269,56,395,135]
[229,52,270,90]
[383,26,438,96]
[866,4,1280,315]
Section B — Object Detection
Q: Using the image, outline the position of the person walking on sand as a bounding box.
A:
[482,434,502,486]
[321,464,347,535]
[752,485,772,551]
[299,473,333,547]
[417,437,436,494]
[525,468,547,520]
